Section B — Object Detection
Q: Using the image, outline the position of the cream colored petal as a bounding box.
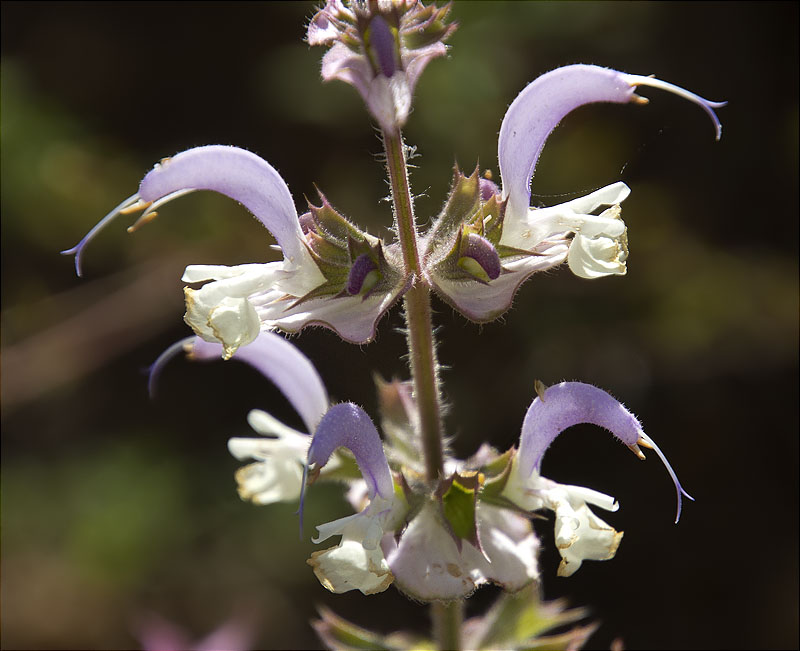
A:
[308,537,393,595]
[233,459,303,505]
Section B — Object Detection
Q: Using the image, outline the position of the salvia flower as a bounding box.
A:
[425,64,725,322]
[502,381,694,577]
[307,0,456,133]
[63,145,409,355]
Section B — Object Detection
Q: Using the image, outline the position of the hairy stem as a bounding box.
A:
[383,129,458,651]
[433,601,463,651]
[382,129,445,481]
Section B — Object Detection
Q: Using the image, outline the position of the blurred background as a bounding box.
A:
[2,1,797,649]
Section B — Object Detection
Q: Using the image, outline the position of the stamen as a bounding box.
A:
[127,189,195,233]
[625,74,727,141]
[61,193,141,277]
[627,443,646,460]
[637,432,695,524]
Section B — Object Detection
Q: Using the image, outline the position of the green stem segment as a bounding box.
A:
[384,129,459,651]
[433,601,464,651]
[383,130,445,482]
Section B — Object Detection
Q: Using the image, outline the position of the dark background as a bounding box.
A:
[2,2,797,649]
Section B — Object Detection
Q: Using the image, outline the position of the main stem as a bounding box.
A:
[383,129,460,651]
[383,130,444,482]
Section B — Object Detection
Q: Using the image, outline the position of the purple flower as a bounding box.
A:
[426,64,725,322]
[63,146,409,354]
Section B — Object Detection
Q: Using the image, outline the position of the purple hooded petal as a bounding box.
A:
[63,146,311,277]
[517,381,693,522]
[498,64,725,221]
[307,403,393,500]
[138,146,308,265]
[149,332,328,433]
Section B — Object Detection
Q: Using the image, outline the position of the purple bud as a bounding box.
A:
[298,211,317,234]
[347,253,379,295]
[460,233,501,281]
[368,15,398,78]
[479,177,500,202]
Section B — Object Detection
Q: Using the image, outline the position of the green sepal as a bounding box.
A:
[307,192,375,248]
[426,166,482,248]
[479,447,515,502]
[313,605,432,651]
[402,3,456,50]
[436,471,482,552]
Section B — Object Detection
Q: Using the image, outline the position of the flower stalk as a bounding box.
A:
[384,129,458,648]
[433,601,463,651]
[382,129,445,482]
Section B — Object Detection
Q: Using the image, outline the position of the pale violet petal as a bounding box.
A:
[499,65,637,222]
[138,146,319,281]
[307,403,393,500]
[387,502,478,601]
[253,275,410,345]
[514,381,692,524]
[427,244,568,323]
[517,381,645,478]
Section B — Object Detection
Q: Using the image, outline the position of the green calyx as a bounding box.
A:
[400,2,455,51]
[294,194,401,304]
[436,471,483,551]
[425,167,538,285]
[426,167,518,284]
